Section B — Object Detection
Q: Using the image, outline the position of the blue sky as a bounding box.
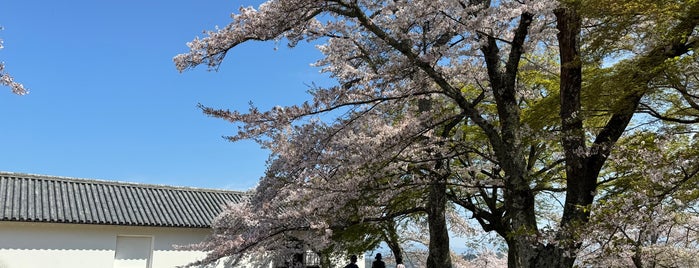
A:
[2,0,480,255]
[1,0,333,190]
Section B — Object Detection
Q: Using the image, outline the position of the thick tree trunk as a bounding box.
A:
[499,6,585,268]
[495,8,615,261]
[502,171,540,268]
[545,3,699,267]
[479,11,544,268]
[556,2,594,227]
[554,5,588,267]
[426,177,451,268]
[531,245,575,268]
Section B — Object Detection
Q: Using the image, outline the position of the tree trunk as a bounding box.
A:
[546,2,699,267]
[426,176,451,268]
[382,221,404,266]
[499,5,585,268]
[502,172,539,268]
[554,5,588,267]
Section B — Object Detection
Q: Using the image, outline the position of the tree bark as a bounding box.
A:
[554,5,587,267]
[479,12,541,268]
[426,176,452,268]
[541,3,699,267]
[502,171,539,268]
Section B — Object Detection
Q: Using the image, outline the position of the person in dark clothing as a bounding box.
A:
[291,253,304,268]
[343,255,359,268]
[372,253,385,268]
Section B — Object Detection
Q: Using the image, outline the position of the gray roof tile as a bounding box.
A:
[0,172,245,228]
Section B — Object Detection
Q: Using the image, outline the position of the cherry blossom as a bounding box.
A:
[0,29,27,95]
[175,0,699,267]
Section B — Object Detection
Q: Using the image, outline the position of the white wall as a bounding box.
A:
[0,221,363,268]
[0,221,224,268]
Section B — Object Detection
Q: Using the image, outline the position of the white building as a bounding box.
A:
[0,172,252,268]
[0,172,365,268]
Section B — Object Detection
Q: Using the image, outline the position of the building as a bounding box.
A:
[0,171,249,268]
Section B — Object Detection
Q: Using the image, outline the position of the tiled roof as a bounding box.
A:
[0,172,246,228]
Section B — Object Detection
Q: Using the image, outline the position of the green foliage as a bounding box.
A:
[331,222,384,255]
[519,68,560,131]
[642,52,699,123]
[578,0,688,61]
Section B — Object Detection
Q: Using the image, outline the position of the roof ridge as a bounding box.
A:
[0,171,247,194]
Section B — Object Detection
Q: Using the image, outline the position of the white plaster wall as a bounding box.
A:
[0,221,359,268]
[0,221,228,268]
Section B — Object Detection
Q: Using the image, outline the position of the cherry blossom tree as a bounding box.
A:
[175,0,698,267]
[578,130,699,267]
[0,28,27,95]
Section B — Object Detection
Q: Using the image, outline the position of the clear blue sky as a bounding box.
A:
[1,0,333,190]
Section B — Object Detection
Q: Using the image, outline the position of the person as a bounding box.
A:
[396,262,405,268]
[372,253,385,268]
[290,253,304,268]
[343,254,359,268]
